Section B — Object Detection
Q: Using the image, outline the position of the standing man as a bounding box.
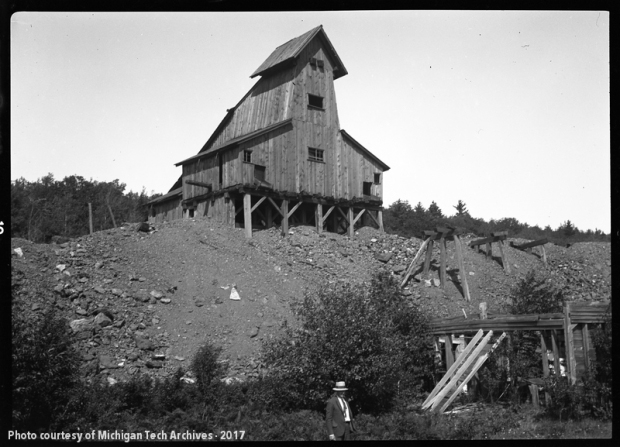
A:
[326,381,357,440]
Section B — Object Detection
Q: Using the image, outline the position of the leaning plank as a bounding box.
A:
[438,332,507,413]
[426,331,494,410]
[497,239,511,274]
[422,329,484,408]
[366,209,380,228]
[352,208,366,226]
[512,238,549,250]
[400,238,431,287]
[321,205,336,223]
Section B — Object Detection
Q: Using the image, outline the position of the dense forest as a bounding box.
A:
[10,174,161,243]
[10,175,609,245]
[382,199,610,245]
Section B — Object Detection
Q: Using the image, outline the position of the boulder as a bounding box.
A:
[99,355,118,369]
[150,290,163,299]
[94,313,112,328]
[375,252,393,263]
[134,335,155,351]
[392,265,406,274]
[70,318,94,333]
[146,360,163,369]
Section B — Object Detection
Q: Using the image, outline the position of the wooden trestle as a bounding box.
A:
[181,183,384,238]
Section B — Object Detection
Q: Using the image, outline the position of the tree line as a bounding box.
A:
[382,199,610,244]
[11,174,161,243]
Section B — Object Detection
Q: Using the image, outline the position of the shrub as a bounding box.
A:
[191,342,226,397]
[12,308,82,432]
[261,271,435,414]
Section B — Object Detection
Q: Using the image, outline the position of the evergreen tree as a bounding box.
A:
[453,200,469,217]
[428,201,443,219]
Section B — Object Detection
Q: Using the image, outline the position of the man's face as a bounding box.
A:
[336,390,346,398]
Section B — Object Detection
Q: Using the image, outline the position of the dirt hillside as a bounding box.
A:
[11,219,611,383]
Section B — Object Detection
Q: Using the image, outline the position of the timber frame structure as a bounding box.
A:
[430,302,610,387]
[147,26,390,237]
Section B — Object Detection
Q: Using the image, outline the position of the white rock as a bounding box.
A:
[14,248,23,257]
[56,264,66,272]
[230,286,241,301]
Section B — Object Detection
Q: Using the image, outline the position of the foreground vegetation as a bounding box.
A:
[11,272,611,439]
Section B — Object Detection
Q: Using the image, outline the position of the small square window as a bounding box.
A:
[308,94,324,109]
[374,173,381,184]
[308,147,324,162]
[243,150,252,163]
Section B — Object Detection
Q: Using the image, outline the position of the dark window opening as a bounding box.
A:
[363,182,372,196]
[308,147,324,163]
[218,154,223,186]
[254,165,266,182]
[317,59,324,68]
[243,150,252,163]
[308,94,324,109]
[374,173,381,184]
[188,208,195,218]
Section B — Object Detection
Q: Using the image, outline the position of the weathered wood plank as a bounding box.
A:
[348,207,354,238]
[287,201,303,219]
[400,238,431,288]
[250,196,267,213]
[281,199,289,236]
[453,235,471,301]
[423,239,435,278]
[243,193,252,239]
[439,236,447,288]
[497,239,511,274]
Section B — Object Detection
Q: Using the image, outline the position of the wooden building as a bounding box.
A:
[147,25,390,237]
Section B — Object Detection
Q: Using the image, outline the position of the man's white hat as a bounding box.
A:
[333,381,348,391]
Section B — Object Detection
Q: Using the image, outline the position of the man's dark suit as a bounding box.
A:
[326,395,356,440]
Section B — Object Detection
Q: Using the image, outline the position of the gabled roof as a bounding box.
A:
[340,130,390,172]
[250,25,348,80]
[175,118,293,166]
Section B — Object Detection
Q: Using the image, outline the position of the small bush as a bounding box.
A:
[191,342,226,397]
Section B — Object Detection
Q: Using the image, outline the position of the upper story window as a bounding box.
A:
[363,182,372,196]
[243,150,252,163]
[308,147,324,163]
[308,94,324,110]
[374,173,381,184]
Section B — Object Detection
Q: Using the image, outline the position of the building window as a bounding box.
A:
[308,94,324,109]
[243,150,252,163]
[188,208,195,218]
[374,173,381,184]
[254,165,266,182]
[308,147,324,162]
[363,182,372,196]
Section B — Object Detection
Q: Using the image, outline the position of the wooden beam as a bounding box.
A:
[185,180,212,189]
[377,209,384,232]
[511,238,549,250]
[243,193,252,239]
[551,330,561,377]
[336,206,349,224]
[422,329,484,409]
[422,239,434,278]
[352,208,366,226]
[250,196,267,213]
[348,207,354,238]
[428,331,495,411]
[486,241,492,260]
[439,236,447,288]
[321,205,335,224]
[541,332,550,378]
[453,235,471,301]
[564,305,577,384]
[497,239,511,274]
[366,209,380,228]
[540,244,548,266]
[479,302,487,319]
[281,199,289,236]
[470,235,506,247]
[254,207,267,227]
[583,323,590,370]
[444,335,454,370]
[400,238,431,287]
[316,203,323,234]
[287,201,303,219]
[437,332,506,413]
[266,197,284,217]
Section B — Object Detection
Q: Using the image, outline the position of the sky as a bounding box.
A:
[11,11,610,233]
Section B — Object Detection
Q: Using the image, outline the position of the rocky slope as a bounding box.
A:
[11,218,611,384]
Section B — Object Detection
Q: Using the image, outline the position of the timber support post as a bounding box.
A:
[243,193,252,238]
[377,209,384,232]
[470,231,510,273]
[510,238,549,266]
[316,203,323,234]
[347,207,354,238]
[281,199,289,236]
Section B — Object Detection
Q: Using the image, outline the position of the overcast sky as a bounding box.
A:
[11,11,610,233]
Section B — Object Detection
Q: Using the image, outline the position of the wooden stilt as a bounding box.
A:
[541,244,548,266]
[497,239,511,274]
[445,334,454,370]
[583,323,590,370]
[316,203,323,234]
[347,207,354,238]
[486,241,492,260]
[243,193,252,238]
[529,384,540,409]
[541,332,550,377]
[281,199,289,236]
[352,208,366,226]
[453,235,471,301]
[551,330,561,376]
[439,236,447,288]
[377,209,384,232]
[400,237,431,287]
[423,239,435,278]
[564,305,577,384]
